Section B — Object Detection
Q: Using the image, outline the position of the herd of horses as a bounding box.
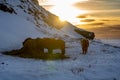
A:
[4,37,89,59]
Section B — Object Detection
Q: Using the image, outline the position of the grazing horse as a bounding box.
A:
[80,38,89,54]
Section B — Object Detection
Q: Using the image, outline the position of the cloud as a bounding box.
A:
[101,19,110,21]
[73,0,120,10]
[85,24,120,39]
[80,19,95,22]
[101,19,119,22]
[76,15,87,18]
[88,22,104,25]
[79,10,120,19]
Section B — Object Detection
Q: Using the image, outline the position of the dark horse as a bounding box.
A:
[22,38,65,55]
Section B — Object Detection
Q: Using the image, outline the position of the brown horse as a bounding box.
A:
[22,38,65,55]
[80,38,89,54]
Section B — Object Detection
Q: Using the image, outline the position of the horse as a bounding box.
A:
[80,38,89,54]
[22,38,65,55]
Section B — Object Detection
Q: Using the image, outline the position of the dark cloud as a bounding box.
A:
[76,15,87,18]
[101,19,110,21]
[101,19,119,22]
[88,22,104,25]
[80,19,95,22]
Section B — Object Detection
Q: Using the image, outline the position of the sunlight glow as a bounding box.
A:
[39,0,88,5]
[50,5,88,24]
[39,0,89,25]
[50,0,84,6]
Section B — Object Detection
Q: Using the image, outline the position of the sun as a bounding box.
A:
[49,5,88,24]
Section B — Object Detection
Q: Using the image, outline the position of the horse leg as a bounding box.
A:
[84,47,88,54]
[61,48,65,55]
[41,48,44,54]
[82,47,84,54]
[48,48,53,54]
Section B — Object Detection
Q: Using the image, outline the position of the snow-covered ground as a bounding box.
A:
[100,39,120,47]
[0,39,120,80]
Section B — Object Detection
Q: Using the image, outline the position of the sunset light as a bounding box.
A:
[39,0,89,24]
[49,0,87,6]
[48,2,88,24]
[50,5,88,23]
[40,0,88,5]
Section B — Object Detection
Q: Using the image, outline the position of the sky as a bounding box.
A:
[39,0,120,39]
[39,0,120,25]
